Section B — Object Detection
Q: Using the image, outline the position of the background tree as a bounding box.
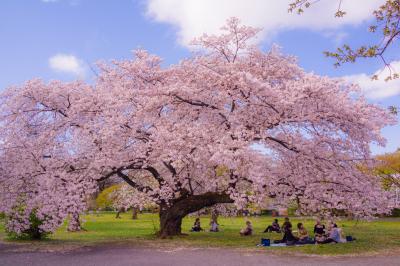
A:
[374,150,400,208]
[375,149,400,189]
[110,184,155,220]
[96,184,121,211]
[0,18,396,238]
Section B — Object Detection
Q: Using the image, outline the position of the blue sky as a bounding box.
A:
[1,0,399,154]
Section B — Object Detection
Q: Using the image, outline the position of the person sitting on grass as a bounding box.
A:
[209,217,219,232]
[263,218,280,233]
[313,218,327,242]
[337,224,347,243]
[284,224,299,245]
[282,217,292,232]
[190,218,203,232]
[316,223,341,244]
[274,223,298,245]
[296,222,312,244]
[240,221,253,236]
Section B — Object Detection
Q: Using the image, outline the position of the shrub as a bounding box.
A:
[6,210,50,240]
[390,208,400,217]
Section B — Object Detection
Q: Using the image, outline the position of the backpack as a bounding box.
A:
[261,238,270,246]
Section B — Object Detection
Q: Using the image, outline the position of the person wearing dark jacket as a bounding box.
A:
[274,223,299,245]
[313,218,327,242]
[263,219,281,233]
[191,218,203,232]
[282,217,292,232]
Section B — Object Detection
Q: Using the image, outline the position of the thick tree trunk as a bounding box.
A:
[159,209,183,237]
[67,213,81,232]
[132,207,138,220]
[115,207,124,219]
[158,192,233,238]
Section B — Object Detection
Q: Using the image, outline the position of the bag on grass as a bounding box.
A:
[261,238,270,246]
[346,236,353,242]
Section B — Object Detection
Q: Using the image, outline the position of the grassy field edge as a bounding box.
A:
[1,213,399,256]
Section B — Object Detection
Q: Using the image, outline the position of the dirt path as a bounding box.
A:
[1,244,400,266]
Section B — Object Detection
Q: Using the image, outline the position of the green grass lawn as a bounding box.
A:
[1,212,399,255]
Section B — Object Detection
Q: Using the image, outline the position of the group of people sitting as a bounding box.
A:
[191,216,252,235]
[190,217,219,232]
[264,217,346,245]
[191,216,346,246]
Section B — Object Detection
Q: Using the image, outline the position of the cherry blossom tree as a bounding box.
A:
[0,80,98,235]
[0,18,396,238]
[110,183,155,219]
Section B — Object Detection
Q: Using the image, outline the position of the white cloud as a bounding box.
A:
[343,61,400,99]
[145,0,384,46]
[48,54,86,78]
[323,31,348,45]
